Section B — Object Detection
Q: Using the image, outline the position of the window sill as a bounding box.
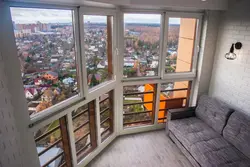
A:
[122,76,160,82]
[163,72,196,80]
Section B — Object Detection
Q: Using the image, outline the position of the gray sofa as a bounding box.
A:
[167,95,250,167]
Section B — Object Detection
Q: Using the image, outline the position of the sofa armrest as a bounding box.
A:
[167,107,196,121]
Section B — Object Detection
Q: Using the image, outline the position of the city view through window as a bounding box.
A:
[83,15,113,88]
[10,7,79,117]
[166,17,197,73]
[123,15,197,77]
[123,14,161,78]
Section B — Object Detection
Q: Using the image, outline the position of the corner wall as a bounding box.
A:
[0,2,40,167]
[209,0,250,113]
[191,10,221,105]
[0,2,23,166]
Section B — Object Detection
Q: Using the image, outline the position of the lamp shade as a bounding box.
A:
[225,44,237,60]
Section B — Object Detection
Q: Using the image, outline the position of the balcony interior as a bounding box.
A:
[1,0,250,167]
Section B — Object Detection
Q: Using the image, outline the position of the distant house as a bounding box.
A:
[50,59,58,63]
[150,61,158,68]
[97,61,106,69]
[124,57,135,67]
[51,54,61,58]
[24,88,38,100]
[34,78,43,86]
[43,71,58,83]
[146,71,155,76]
[62,77,74,86]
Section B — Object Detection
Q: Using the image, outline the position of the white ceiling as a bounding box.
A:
[9,0,229,10]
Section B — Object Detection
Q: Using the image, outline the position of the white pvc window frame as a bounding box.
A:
[162,12,203,80]
[79,6,118,95]
[8,2,86,124]
[118,77,196,135]
[120,9,165,81]
[6,2,205,166]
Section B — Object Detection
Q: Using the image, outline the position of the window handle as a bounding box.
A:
[197,45,200,54]
[115,48,119,56]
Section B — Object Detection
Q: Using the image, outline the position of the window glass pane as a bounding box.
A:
[166,18,197,73]
[158,81,191,123]
[83,15,113,89]
[123,84,156,128]
[124,14,161,78]
[10,7,79,117]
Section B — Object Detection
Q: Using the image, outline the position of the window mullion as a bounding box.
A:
[118,11,124,81]
[95,97,102,145]
[66,113,78,167]
[154,83,161,125]
[158,12,166,79]
[191,16,203,74]
[78,7,89,98]
[74,7,85,98]
[161,14,169,78]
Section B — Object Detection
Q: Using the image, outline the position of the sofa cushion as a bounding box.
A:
[169,117,220,151]
[190,137,250,167]
[223,111,250,159]
[195,95,233,134]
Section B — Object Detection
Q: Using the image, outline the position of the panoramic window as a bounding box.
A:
[10,7,79,117]
[123,14,161,78]
[83,15,113,89]
[165,18,197,73]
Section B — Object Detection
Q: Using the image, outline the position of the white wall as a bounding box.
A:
[0,2,24,167]
[190,11,221,105]
[0,40,23,167]
[209,0,250,113]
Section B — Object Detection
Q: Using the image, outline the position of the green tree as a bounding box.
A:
[90,74,99,87]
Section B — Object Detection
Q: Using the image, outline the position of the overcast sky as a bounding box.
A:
[10,7,180,24]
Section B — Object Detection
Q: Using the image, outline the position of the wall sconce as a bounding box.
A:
[225,42,242,60]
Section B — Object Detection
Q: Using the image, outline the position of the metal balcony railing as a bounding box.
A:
[123,85,157,127]
[72,101,97,163]
[99,90,114,142]
[34,117,71,167]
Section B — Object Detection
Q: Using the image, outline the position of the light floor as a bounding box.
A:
[88,130,192,167]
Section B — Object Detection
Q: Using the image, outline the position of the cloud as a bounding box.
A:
[10,7,180,24]
[124,14,161,24]
[10,7,72,24]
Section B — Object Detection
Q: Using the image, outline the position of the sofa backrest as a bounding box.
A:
[223,111,250,159]
[195,95,233,134]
